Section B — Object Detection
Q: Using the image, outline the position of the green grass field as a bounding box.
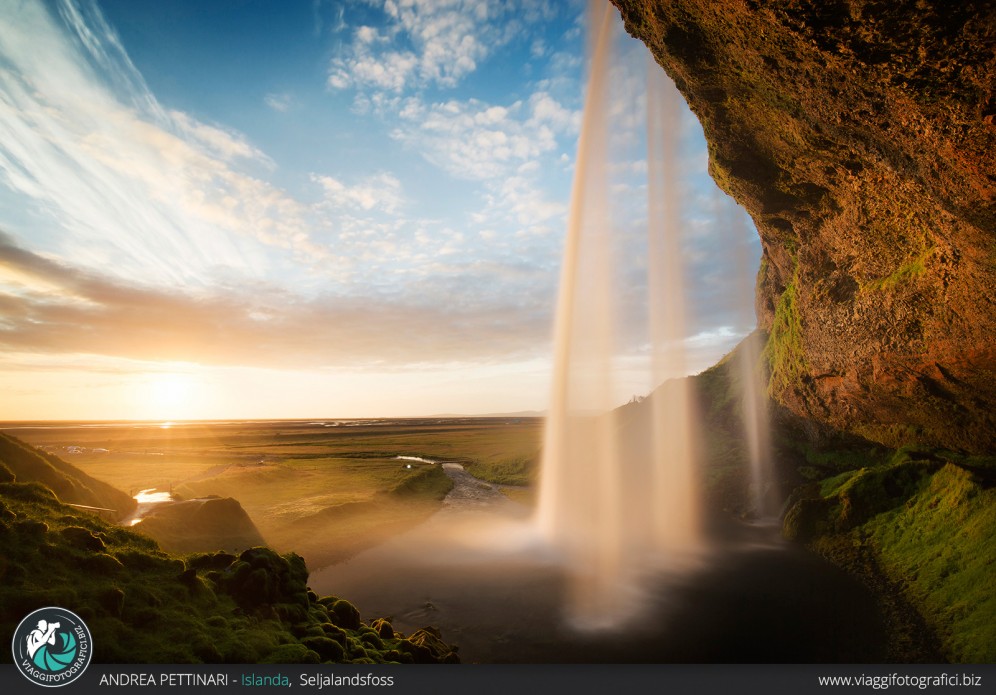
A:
[4,418,542,568]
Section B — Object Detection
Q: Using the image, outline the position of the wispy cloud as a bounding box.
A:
[0,232,552,368]
[0,0,757,419]
[318,0,588,304]
[389,91,579,181]
[0,0,572,306]
[328,0,555,92]
[0,1,329,289]
[170,110,272,163]
[312,172,405,214]
[264,92,295,113]
[54,0,166,118]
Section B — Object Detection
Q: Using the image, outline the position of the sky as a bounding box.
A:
[0,0,759,421]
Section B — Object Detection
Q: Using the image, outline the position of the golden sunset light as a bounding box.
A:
[0,0,991,685]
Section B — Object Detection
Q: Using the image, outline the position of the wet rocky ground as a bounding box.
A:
[311,465,890,663]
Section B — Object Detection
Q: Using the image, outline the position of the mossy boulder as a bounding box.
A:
[358,628,384,651]
[834,460,936,528]
[259,643,321,664]
[79,552,125,577]
[328,599,361,630]
[404,627,460,664]
[370,617,395,639]
[187,551,238,572]
[300,636,345,662]
[783,496,834,543]
[214,547,310,619]
[60,525,107,552]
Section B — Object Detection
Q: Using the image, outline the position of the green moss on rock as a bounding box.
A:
[782,450,995,662]
[329,599,362,630]
[765,277,807,395]
[0,471,459,665]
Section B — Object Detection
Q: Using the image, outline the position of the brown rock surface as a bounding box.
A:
[613,0,996,452]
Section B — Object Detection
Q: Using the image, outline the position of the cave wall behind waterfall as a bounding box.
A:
[612,0,996,452]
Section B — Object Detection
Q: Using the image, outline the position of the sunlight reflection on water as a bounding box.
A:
[134,488,172,504]
[128,488,173,526]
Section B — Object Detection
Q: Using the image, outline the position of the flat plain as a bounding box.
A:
[1,418,542,568]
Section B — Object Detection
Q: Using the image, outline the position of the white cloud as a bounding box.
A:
[0,1,330,290]
[0,0,759,419]
[330,49,419,92]
[529,91,581,134]
[0,1,587,319]
[491,175,566,228]
[170,110,271,163]
[355,25,380,43]
[327,0,555,93]
[264,92,294,112]
[0,232,555,369]
[390,91,578,181]
[54,0,166,119]
[312,172,405,214]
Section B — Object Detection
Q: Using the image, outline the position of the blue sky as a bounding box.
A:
[0,0,758,420]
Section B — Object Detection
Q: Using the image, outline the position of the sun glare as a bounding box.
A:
[142,372,198,420]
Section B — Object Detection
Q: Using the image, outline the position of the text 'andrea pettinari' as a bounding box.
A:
[98,673,229,686]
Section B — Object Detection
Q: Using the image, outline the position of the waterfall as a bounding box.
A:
[725,202,776,518]
[535,0,703,628]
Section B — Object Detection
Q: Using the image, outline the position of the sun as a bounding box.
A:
[142,372,198,420]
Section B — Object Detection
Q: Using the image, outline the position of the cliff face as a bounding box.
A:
[612,0,996,452]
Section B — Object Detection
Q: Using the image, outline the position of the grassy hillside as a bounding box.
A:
[0,476,458,664]
[783,450,996,662]
[132,496,267,555]
[269,463,453,568]
[0,433,135,520]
